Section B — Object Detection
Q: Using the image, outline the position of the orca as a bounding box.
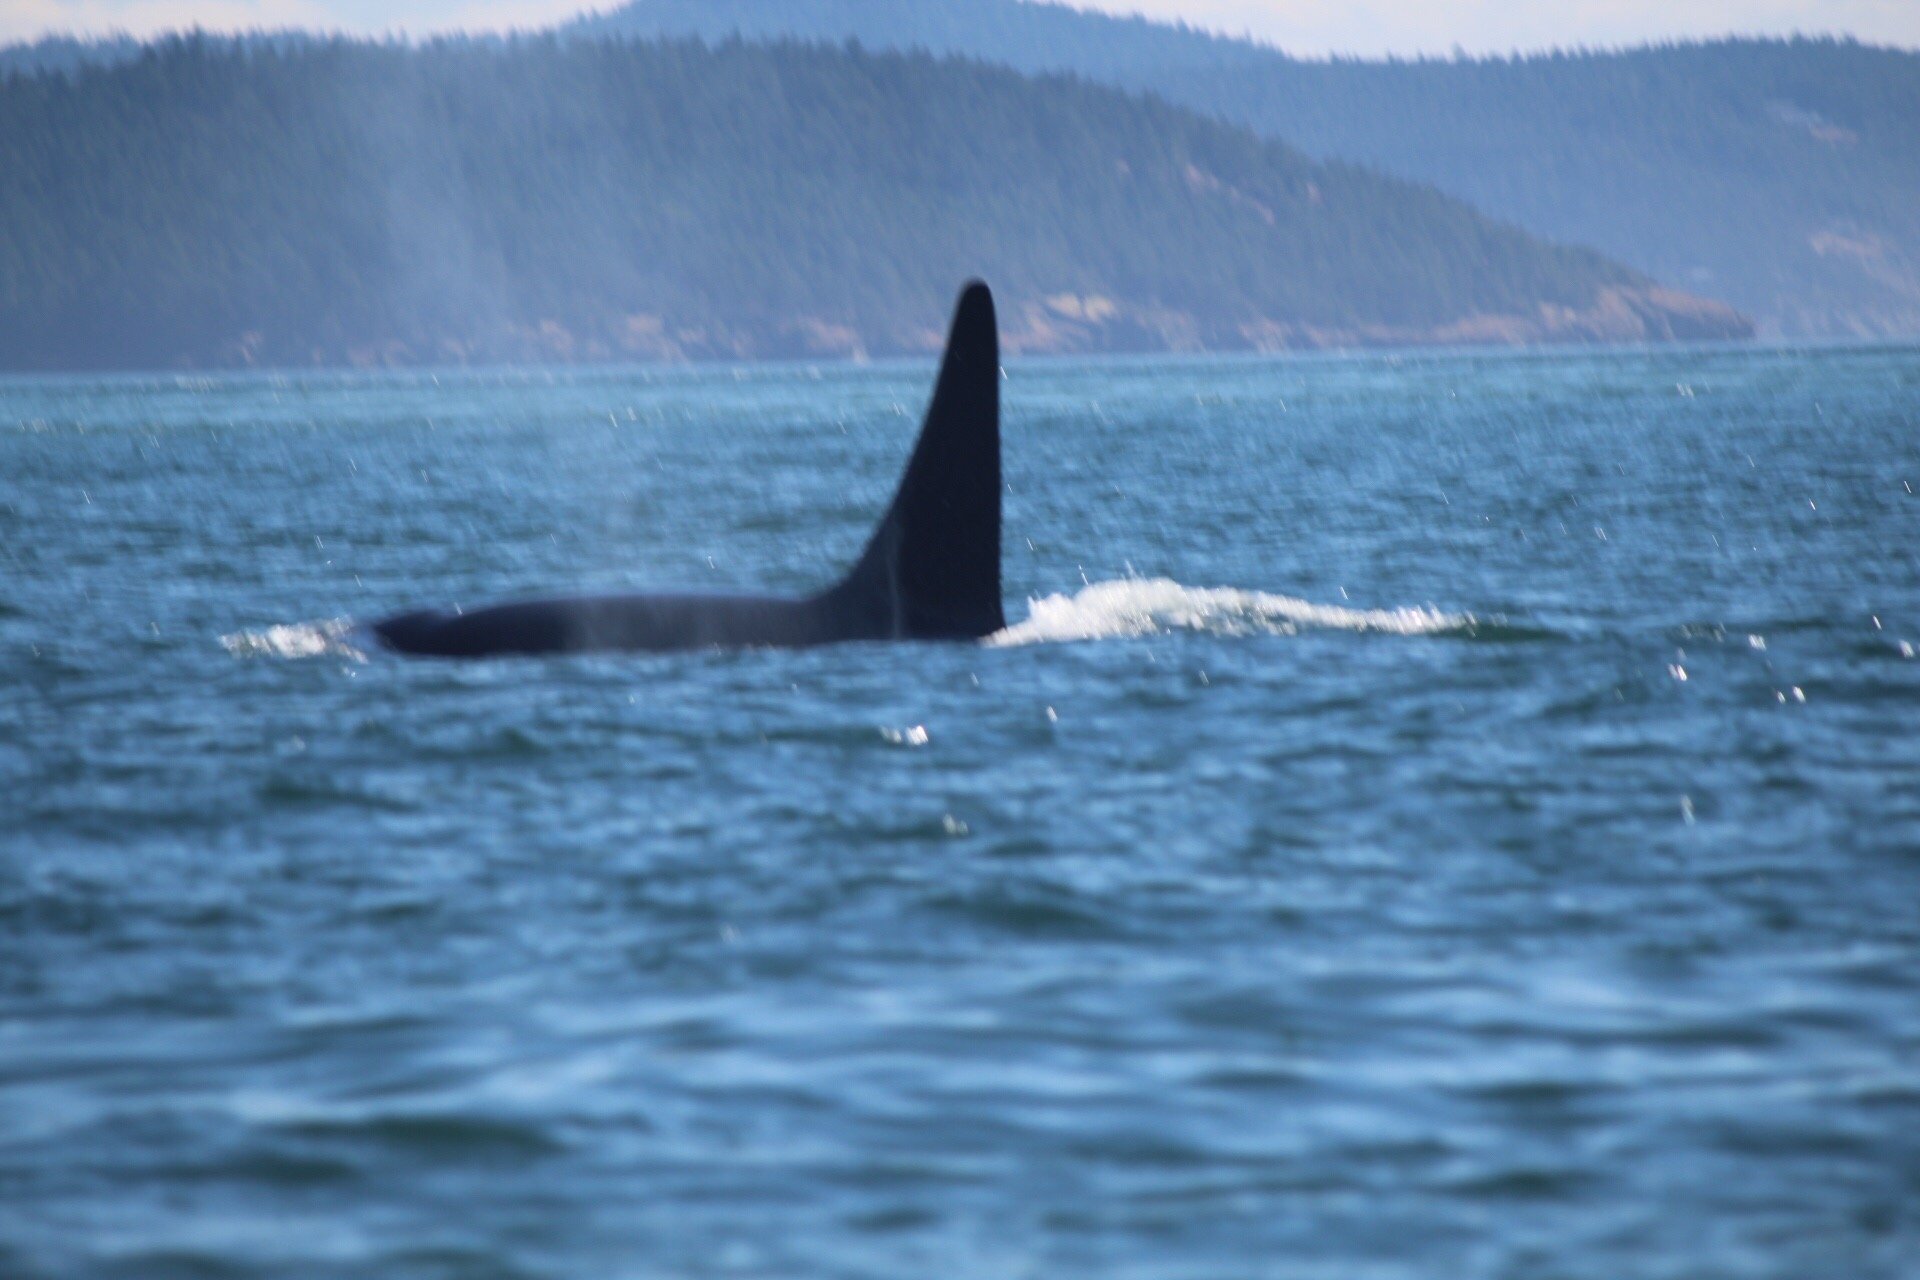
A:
[371,281,1004,657]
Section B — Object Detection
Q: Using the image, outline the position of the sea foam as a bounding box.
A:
[220,618,368,660]
[990,578,1469,647]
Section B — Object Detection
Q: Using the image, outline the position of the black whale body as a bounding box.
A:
[372,282,1004,657]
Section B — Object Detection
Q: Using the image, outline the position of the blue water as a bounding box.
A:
[4,345,1919,1278]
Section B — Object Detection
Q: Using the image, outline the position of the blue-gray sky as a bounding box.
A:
[5,0,1918,54]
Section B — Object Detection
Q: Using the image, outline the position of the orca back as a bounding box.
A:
[370,281,1004,657]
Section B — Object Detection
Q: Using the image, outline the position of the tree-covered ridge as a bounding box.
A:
[1151,39,1920,340]
[583,1,1920,339]
[0,35,1743,372]
[0,33,148,77]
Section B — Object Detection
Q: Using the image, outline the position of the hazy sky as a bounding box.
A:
[5,0,1919,55]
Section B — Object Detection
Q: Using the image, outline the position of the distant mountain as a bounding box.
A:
[0,35,1742,372]
[568,0,1265,80]
[578,1,1920,339]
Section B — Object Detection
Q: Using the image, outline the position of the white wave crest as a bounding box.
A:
[989,578,1469,647]
[221,618,368,660]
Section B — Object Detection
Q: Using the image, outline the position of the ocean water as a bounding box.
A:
[3,344,1918,1278]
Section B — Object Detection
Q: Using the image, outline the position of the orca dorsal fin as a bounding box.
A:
[829,281,1003,640]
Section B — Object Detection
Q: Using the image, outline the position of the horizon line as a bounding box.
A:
[4,19,1916,66]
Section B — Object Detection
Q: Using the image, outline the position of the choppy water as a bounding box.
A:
[4,345,1919,1278]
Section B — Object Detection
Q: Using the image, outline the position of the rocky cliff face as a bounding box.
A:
[284,284,1752,370]
[997,286,1752,359]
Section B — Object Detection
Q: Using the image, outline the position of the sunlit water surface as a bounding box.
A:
[4,346,1919,1278]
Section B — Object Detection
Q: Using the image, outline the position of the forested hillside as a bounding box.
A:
[0,34,147,76]
[581,0,1920,339]
[0,36,1742,372]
